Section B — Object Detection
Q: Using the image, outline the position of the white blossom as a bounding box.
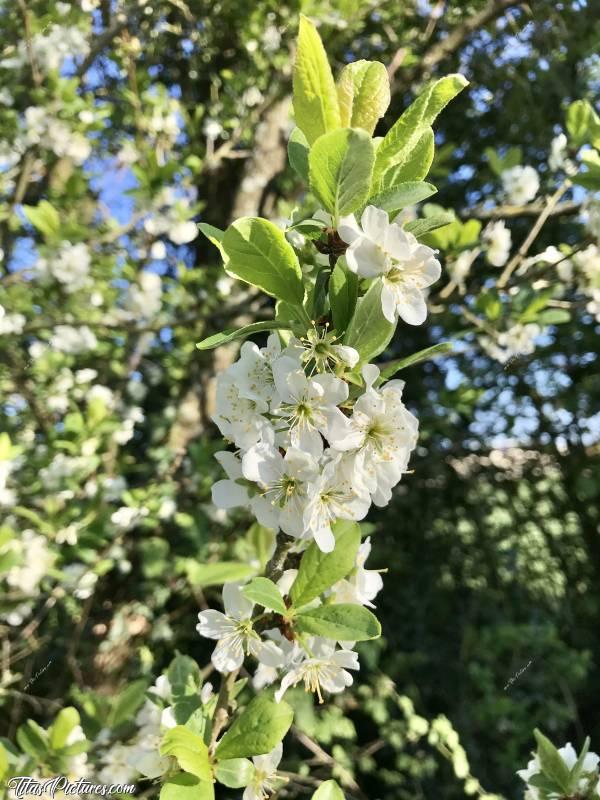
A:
[332,536,383,608]
[501,165,539,205]
[272,359,349,457]
[0,305,26,335]
[50,325,97,353]
[243,744,283,800]
[196,583,283,673]
[303,455,370,552]
[483,220,512,267]
[242,444,319,536]
[274,639,359,703]
[339,205,441,324]
[481,323,541,364]
[327,365,419,506]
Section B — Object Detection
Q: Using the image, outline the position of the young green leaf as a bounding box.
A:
[160,774,214,800]
[109,679,149,727]
[16,721,49,760]
[168,653,202,699]
[222,218,304,305]
[49,707,80,750]
[378,342,454,381]
[288,127,310,183]
[295,604,381,641]
[182,560,256,588]
[311,779,345,800]
[215,758,255,788]
[215,694,294,760]
[241,577,287,614]
[329,258,358,334]
[343,278,395,362]
[367,181,437,214]
[373,74,468,187]
[567,737,591,793]
[198,222,225,255]
[567,99,600,148]
[160,726,212,781]
[533,729,571,794]
[337,60,390,135]
[290,521,361,609]
[293,15,341,146]
[196,321,290,351]
[22,200,61,241]
[404,211,455,238]
[309,128,374,219]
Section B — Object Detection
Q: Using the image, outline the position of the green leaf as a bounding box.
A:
[0,742,8,782]
[198,223,224,255]
[222,217,304,305]
[22,200,61,240]
[196,321,289,351]
[49,707,80,750]
[241,577,287,614]
[404,211,455,238]
[293,15,341,146]
[290,521,361,609]
[373,74,468,187]
[572,149,600,190]
[288,127,310,183]
[337,60,390,135]
[168,653,201,699]
[568,737,591,792]
[312,779,345,800]
[160,774,214,800]
[536,309,570,325]
[109,679,149,727]
[378,128,434,188]
[183,560,256,588]
[329,258,358,334]
[160,726,212,781]
[534,729,571,794]
[215,758,255,788]
[215,694,294,760]
[309,128,374,218]
[367,181,437,214]
[343,278,395,362]
[378,342,454,381]
[16,721,48,760]
[567,100,600,148]
[295,604,381,641]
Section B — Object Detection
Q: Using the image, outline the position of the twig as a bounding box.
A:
[497,180,571,288]
[467,199,581,221]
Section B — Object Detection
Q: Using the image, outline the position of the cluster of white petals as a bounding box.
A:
[339,206,441,325]
[501,165,540,205]
[211,332,417,552]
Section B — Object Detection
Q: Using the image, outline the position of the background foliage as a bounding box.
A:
[0,1,599,798]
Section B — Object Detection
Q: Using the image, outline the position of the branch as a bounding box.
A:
[392,0,523,88]
[497,180,571,288]
[76,13,128,78]
[466,199,581,220]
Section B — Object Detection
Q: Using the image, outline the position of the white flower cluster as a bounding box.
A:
[501,166,540,205]
[517,742,600,800]
[36,242,91,292]
[197,556,381,703]
[339,206,442,325]
[483,220,512,267]
[480,323,541,365]
[24,107,91,166]
[211,332,418,553]
[1,25,89,74]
